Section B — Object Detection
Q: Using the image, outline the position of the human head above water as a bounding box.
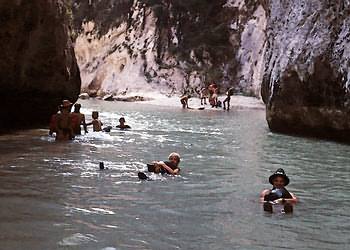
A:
[74,103,81,111]
[168,152,181,165]
[269,168,290,187]
[60,99,72,110]
[119,117,125,123]
[92,111,99,119]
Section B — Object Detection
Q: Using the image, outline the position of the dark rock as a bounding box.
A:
[0,1,81,132]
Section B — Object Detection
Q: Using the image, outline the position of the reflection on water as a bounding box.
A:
[0,100,349,249]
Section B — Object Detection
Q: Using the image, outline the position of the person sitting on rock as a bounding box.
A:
[150,152,181,175]
[86,111,103,132]
[55,100,74,141]
[260,168,298,213]
[116,117,131,130]
[70,103,88,135]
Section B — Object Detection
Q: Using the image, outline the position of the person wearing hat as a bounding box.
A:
[55,99,74,141]
[71,103,88,135]
[260,168,298,212]
[116,117,131,130]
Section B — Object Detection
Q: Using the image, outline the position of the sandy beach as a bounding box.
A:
[135,92,265,110]
[89,91,266,110]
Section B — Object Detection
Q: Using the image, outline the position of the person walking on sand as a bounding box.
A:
[200,87,208,105]
[223,87,234,110]
[55,100,74,141]
[86,111,103,132]
[71,103,88,135]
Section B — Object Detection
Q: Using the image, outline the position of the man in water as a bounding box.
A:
[151,152,181,175]
[55,100,74,141]
[71,103,88,135]
[260,168,298,213]
[116,117,131,130]
[86,111,103,132]
[223,87,234,110]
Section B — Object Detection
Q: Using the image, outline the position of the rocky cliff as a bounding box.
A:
[72,0,265,97]
[72,0,350,141]
[261,0,350,141]
[0,0,81,132]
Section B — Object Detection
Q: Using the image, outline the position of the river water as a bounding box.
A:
[0,99,349,250]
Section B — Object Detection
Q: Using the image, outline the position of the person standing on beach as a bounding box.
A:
[200,87,208,105]
[223,87,234,110]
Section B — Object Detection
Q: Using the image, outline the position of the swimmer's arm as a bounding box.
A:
[156,161,179,175]
[275,192,298,204]
[260,189,270,203]
[82,115,88,133]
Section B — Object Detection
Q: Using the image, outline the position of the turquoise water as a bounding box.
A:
[0,99,349,249]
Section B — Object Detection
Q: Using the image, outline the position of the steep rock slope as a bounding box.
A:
[0,0,81,131]
[261,0,350,141]
[72,0,265,97]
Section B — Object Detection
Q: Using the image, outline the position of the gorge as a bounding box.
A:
[1,0,350,142]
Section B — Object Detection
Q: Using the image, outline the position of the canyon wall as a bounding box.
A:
[0,0,81,131]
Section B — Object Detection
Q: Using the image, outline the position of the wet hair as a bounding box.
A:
[74,103,81,111]
[168,152,180,164]
[92,111,99,119]
[119,117,125,123]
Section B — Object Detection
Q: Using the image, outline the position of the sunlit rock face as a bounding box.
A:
[261,0,350,141]
[0,0,81,132]
[72,0,265,97]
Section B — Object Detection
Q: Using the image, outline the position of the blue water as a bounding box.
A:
[0,99,349,249]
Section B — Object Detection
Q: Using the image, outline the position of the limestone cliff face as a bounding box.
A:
[0,0,81,131]
[261,0,350,141]
[72,0,265,97]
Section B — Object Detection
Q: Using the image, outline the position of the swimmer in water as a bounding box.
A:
[116,117,131,130]
[260,168,298,213]
[150,152,181,175]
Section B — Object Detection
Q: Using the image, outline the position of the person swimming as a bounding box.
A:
[116,117,131,130]
[260,168,298,213]
[148,152,181,175]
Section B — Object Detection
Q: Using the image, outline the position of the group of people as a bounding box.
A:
[49,99,131,141]
[180,82,235,110]
[50,100,298,214]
